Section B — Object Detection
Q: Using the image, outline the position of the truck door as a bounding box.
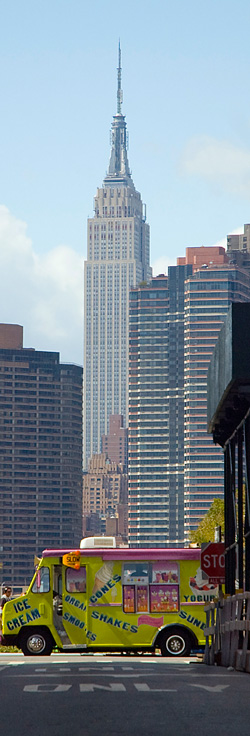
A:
[62,565,88,647]
[52,564,68,642]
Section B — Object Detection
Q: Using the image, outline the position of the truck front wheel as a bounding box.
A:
[19,628,54,656]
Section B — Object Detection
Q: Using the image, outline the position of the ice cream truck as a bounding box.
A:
[1,538,218,656]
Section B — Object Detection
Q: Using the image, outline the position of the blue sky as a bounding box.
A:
[1,0,250,363]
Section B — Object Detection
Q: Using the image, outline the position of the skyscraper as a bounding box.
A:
[83,45,151,469]
[227,223,250,253]
[128,269,192,548]
[128,248,250,547]
[0,325,83,586]
[183,261,250,540]
[226,223,250,276]
[128,276,170,547]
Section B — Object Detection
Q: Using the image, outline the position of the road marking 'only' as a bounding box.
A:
[23,682,229,693]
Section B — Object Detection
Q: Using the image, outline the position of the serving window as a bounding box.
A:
[66,566,86,593]
[122,562,179,614]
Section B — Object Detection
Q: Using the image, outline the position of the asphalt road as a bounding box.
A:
[1,653,250,736]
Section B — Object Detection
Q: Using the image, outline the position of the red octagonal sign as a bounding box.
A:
[201,542,225,584]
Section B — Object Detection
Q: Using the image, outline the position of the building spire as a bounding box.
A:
[104,43,133,187]
[117,40,123,114]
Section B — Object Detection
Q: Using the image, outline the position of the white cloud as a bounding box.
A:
[215,225,244,250]
[181,136,250,198]
[152,255,176,276]
[0,206,84,364]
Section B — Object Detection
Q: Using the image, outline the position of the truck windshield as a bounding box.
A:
[31,567,50,593]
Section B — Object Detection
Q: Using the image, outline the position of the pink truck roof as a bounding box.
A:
[42,547,200,561]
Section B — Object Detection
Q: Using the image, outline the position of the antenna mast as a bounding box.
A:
[117,41,123,114]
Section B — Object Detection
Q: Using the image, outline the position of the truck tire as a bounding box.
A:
[159,627,191,657]
[19,628,54,656]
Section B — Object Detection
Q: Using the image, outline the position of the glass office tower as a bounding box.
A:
[184,265,250,539]
[128,267,192,547]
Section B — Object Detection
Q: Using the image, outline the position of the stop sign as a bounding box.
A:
[200,542,225,584]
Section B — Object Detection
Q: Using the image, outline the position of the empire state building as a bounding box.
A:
[83,46,151,469]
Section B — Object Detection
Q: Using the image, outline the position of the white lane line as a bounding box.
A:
[102,674,141,678]
[176,673,243,678]
[78,666,149,672]
[139,660,193,665]
[35,669,47,672]
[49,660,70,664]
[6,672,141,679]
[78,667,116,672]
[5,670,243,681]
[59,668,71,672]
[87,653,113,664]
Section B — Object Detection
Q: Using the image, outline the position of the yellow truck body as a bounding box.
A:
[2,544,217,656]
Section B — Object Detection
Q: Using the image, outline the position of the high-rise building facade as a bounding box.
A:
[128,270,192,547]
[167,264,193,542]
[128,249,250,547]
[83,46,151,469]
[183,262,250,539]
[227,223,250,253]
[128,276,169,547]
[226,223,250,276]
[0,325,83,586]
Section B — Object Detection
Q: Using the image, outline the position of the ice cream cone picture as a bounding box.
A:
[111,587,117,603]
[92,561,114,594]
